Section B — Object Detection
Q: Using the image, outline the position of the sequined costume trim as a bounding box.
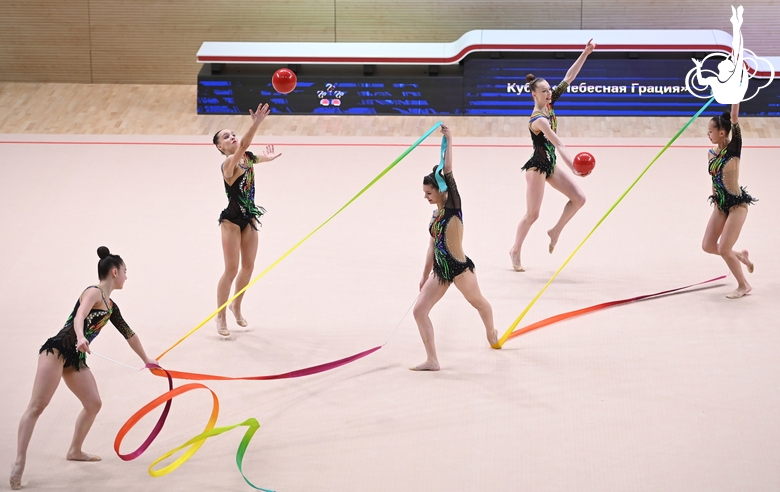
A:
[707,123,757,215]
[219,153,266,231]
[39,286,136,370]
[428,172,475,284]
[522,81,568,179]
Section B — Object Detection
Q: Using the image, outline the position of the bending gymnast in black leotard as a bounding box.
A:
[411,124,498,372]
[212,103,281,337]
[701,102,756,299]
[509,39,596,272]
[11,247,156,490]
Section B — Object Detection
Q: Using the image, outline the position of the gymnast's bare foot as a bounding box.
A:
[726,284,752,299]
[229,304,248,327]
[65,452,101,462]
[547,228,560,254]
[737,249,754,273]
[410,360,440,371]
[10,461,24,490]
[509,249,525,272]
[487,328,499,349]
[216,316,230,337]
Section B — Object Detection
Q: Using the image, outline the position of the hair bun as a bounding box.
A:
[721,111,732,121]
[526,73,536,84]
[97,246,111,259]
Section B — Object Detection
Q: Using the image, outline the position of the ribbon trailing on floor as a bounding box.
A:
[114,365,273,491]
[506,275,726,341]
[114,274,722,489]
[495,97,715,347]
[156,122,442,360]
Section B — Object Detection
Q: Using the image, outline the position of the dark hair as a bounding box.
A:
[710,111,732,136]
[97,246,124,280]
[526,73,546,93]
[423,165,440,190]
[213,129,226,155]
[212,130,256,162]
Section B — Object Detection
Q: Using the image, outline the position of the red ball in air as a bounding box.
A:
[573,152,595,176]
[271,68,297,94]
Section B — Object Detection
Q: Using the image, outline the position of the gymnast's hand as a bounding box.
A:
[256,144,282,162]
[584,38,596,54]
[249,103,271,125]
[440,123,452,140]
[76,337,91,354]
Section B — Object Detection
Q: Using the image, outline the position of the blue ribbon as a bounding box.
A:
[435,135,448,192]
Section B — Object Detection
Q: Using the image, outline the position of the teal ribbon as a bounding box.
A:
[435,135,449,192]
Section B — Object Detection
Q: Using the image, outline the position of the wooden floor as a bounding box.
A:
[2,82,780,138]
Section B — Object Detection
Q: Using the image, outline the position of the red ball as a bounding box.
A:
[272,68,297,94]
[573,152,595,176]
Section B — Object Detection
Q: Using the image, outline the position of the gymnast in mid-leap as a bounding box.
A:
[411,124,498,371]
[509,39,596,272]
[701,102,756,298]
[11,247,157,490]
[212,103,281,336]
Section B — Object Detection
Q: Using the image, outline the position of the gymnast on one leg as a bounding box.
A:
[701,102,756,298]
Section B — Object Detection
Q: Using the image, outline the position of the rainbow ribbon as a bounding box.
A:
[506,275,726,340]
[435,135,449,191]
[117,125,444,488]
[156,122,443,360]
[496,97,715,347]
[114,365,273,491]
[116,275,722,489]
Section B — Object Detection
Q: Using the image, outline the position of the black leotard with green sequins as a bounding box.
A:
[39,286,135,370]
[707,123,756,215]
[522,81,569,178]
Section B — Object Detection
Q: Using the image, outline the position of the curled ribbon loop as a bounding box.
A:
[114,366,273,491]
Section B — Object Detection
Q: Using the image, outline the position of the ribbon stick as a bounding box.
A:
[496,97,715,347]
[506,275,726,340]
[157,122,443,360]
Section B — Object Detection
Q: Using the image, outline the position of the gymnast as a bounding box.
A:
[509,39,596,271]
[11,247,157,490]
[212,103,281,336]
[701,102,756,298]
[411,124,498,371]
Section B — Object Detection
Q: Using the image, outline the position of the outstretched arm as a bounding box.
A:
[441,124,453,174]
[222,103,271,179]
[731,101,740,124]
[127,334,157,367]
[563,39,596,86]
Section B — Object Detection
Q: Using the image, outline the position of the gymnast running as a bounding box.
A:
[509,39,596,272]
[212,103,281,336]
[411,124,498,371]
[701,102,756,298]
[11,247,156,490]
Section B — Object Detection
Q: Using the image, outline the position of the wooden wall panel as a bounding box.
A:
[335,0,582,42]
[0,1,777,85]
[0,1,91,83]
[88,0,335,84]
[582,1,780,55]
